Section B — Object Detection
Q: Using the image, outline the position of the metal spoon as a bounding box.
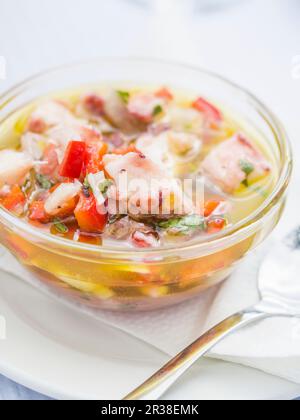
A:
[124,227,300,400]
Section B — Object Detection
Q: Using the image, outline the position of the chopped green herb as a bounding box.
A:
[53,218,69,234]
[240,160,254,188]
[108,214,125,225]
[83,176,90,189]
[117,90,130,104]
[153,105,163,117]
[22,178,32,194]
[99,179,113,196]
[36,173,53,190]
[158,215,206,234]
[182,215,205,227]
[22,170,38,196]
[158,218,181,229]
[240,160,254,176]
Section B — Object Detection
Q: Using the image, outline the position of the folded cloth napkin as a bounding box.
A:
[0,241,300,384]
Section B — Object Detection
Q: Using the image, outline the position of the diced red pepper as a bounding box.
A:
[155,87,174,101]
[84,140,108,175]
[74,193,108,234]
[193,97,222,123]
[59,141,86,179]
[29,200,50,223]
[203,200,221,217]
[2,185,25,213]
[207,218,226,234]
[83,94,105,116]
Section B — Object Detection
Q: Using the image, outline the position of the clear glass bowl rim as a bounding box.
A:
[0,57,293,259]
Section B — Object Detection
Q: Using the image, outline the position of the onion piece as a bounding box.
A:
[87,171,107,207]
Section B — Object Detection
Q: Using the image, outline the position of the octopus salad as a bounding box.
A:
[0,86,274,249]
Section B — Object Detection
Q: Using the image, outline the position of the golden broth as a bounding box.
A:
[0,84,283,311]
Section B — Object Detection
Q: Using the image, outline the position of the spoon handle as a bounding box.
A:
[123,310,267,400]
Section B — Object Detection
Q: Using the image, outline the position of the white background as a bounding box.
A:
[0,0,299,399]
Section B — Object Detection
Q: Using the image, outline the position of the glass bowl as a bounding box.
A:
[0,58,292,311]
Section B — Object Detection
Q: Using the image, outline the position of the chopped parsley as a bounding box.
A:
[158,215,206,234]
[36,173,53,190]
[83,176,90,188]
[153,105,163,117]
[108,214,125,225]
[22,173,34,195]
[53,218,69,234]
[99,179,113,196]
[240,160,254,188]
[117,90,130,104]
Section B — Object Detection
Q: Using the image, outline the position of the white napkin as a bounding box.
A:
[1,243,300,384]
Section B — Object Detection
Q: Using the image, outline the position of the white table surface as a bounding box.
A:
[0,0,300,400]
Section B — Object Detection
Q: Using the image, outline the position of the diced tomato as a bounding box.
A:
[39,144,59,177]
[84,140,108,175]
[83,94,104,116]
[155,87,174,101]
[203,200,221,217]
[207,218,226,234]
[29,200,50,223]
[59,141,86,179]
[2,185,25,213]
[113,144,141,155]
[74,193,108,233]
[193,97,222,123]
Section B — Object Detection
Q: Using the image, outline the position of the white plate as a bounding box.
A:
[0,271,300,400]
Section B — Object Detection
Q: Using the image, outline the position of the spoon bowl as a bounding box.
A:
[124,227,300,400]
